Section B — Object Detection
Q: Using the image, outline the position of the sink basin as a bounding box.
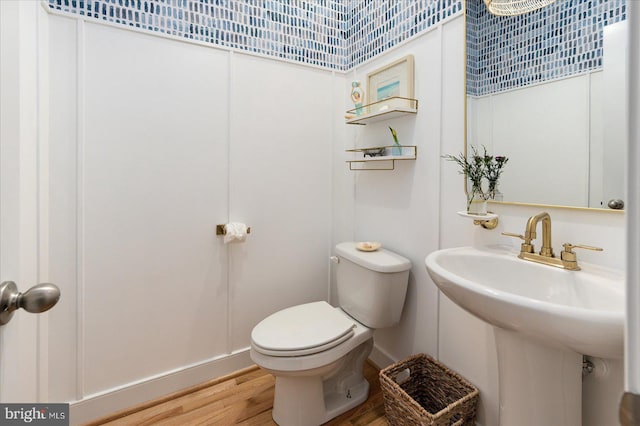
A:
[426,245,625,425]
[425,245,624,359]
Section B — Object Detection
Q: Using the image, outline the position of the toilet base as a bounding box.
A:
[271,339,373,426]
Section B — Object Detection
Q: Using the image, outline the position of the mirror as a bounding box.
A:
[465,0,627,209]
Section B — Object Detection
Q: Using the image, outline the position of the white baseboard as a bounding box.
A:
[70,345,396,425]
[369,344,396,369]
[70,349,252,426]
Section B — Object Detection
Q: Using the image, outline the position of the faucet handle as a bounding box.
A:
[562,243,603,252]
[501,231,525,240]
[502,232,535,253]
[561,243,603,262]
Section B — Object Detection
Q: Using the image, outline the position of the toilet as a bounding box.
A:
[250,242,411,426]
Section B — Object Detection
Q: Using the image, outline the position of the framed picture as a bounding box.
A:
[366,55,415,107]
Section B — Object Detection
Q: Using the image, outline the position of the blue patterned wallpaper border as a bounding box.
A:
[344,0,463,69]
[467,0,627,97]
[48,0,348,69]
[46,1,626,91]
[47,0,464,71]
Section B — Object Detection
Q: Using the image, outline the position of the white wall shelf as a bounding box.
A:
[457,211,499,230]
[345,97,418,125]
[346,145,417,171]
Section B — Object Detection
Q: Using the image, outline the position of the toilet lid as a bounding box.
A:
[251,301,355,357]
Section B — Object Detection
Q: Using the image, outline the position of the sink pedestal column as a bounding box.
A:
[494,328,582,426]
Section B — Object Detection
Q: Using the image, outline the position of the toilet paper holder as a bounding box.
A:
[216,224,251,236]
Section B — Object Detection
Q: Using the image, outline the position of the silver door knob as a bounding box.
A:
[608,199,624,210]
[0,281,61,326]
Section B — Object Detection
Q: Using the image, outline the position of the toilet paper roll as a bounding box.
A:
[224,222,248,244]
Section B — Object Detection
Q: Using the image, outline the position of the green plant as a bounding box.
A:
[442,146,509,207]
[389,127,400,147]
[486,155,509,199]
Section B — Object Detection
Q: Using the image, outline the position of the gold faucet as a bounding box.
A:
[524,211,554,257]
[503,211,603,271]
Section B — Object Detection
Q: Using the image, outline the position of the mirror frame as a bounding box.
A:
[462,0,624,214]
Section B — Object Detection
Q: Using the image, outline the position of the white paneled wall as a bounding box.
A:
[81,23,231,394]
[339,15,465,366]
[44,11,339,423]
[228,54,334,350]
[47,13,80,402]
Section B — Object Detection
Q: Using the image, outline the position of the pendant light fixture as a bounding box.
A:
[483,0,557,16]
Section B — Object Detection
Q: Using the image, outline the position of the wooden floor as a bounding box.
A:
[86,362,388,426]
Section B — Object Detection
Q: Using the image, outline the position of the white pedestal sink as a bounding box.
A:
[425,245,624,426]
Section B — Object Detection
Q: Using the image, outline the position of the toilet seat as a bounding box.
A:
[251,301,356,357]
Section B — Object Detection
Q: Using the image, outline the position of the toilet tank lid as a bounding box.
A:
[335,242,411,273]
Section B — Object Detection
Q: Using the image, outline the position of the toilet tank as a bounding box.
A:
[335,242,411,329]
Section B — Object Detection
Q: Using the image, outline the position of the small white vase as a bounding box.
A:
[468,198,488,215]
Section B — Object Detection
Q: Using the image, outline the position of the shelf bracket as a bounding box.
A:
[458,211,499,230]
[473,217,499,230]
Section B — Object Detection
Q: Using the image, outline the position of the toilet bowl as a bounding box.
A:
[250,242,411,426]
[251,301,373,426]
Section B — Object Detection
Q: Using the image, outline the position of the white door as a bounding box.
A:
[624,2,640,423]
[0,0,51,403]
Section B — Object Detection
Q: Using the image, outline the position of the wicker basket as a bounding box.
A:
[380,354,479,426]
